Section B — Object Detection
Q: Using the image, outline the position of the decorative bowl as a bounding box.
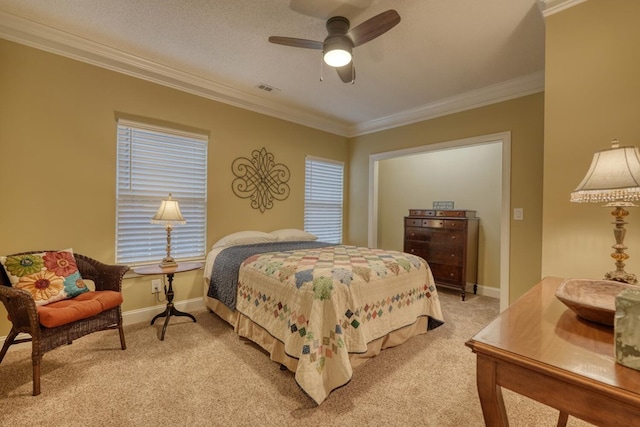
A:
[555,278,637,326]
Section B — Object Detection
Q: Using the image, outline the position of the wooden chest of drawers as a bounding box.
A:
[404,210,479,300]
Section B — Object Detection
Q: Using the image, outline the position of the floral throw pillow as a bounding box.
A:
[0,249,89,306]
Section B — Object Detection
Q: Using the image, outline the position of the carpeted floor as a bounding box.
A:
[0,289,594,426]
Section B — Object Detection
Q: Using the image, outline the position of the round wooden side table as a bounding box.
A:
[133,261,203,341]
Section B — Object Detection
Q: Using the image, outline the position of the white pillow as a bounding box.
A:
[269,229,318,242]
[212,231,277,249]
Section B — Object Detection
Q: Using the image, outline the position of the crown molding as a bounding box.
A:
[1,10,544,139]
[349,71,545,137]
[0,11,350,136]
[537,0,588,17]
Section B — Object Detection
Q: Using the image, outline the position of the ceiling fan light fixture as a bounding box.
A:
[323,36,352,67]
[324,48,352,67]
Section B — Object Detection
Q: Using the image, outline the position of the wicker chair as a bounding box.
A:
[0,251,128,395]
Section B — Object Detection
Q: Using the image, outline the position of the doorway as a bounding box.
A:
[368,132,511,310]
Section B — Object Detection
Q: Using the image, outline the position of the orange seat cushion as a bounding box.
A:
[36,291,123,328]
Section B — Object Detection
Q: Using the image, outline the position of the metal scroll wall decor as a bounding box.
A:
[231,147,291,212]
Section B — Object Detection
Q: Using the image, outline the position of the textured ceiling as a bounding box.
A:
[0,0,548,136]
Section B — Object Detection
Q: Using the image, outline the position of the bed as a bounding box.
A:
[202,229,444,404]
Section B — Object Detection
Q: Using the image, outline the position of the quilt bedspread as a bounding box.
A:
[235,244,444,404]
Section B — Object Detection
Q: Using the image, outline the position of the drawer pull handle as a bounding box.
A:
[410,233,415,237]
[450,254,456,258]
[410,249,415,253]
[449,273,455,278]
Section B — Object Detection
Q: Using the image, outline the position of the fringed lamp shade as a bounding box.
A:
[571,141,640,204]
[571,140,640,284]
[151,194,186,269]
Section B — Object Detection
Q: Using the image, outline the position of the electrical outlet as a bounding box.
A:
[151,279,162,294]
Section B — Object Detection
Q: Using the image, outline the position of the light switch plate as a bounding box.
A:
[513,208,524,221]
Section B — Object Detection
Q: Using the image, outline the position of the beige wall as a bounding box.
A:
[377,142,502,289]
[348,94,545,303]
[0,39,348,336]
[542,0,640,280]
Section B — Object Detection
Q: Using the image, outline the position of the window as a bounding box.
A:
[304,156,344,244]
[116,119,207,265]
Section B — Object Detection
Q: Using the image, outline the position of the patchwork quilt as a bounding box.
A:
[234,244,444,404]
[208,241,332,310]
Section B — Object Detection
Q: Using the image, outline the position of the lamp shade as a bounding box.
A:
[151,194,186,224]
[571,140,640,204]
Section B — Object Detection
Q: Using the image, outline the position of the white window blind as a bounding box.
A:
[304,156,344,244]
[116,119,207,265]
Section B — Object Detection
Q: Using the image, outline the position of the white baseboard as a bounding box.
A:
[0,297,207,351]
[122,297,206,326]
[472,284,500,299]
[440,283,500,300]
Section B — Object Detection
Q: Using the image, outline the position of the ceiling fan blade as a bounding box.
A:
[336,62,355,83]
[268,36,323,50]
[348,9,401,47]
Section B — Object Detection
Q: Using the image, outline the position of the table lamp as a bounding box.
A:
[571,139,640,284]
[151,193,186,269]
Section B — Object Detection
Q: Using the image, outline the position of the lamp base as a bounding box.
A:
[159,257,178,270]
[604,203,638,285]
[605,270,638,285]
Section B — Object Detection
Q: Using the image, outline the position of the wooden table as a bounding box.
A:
[133,262,202,341]
[465,277,640,426]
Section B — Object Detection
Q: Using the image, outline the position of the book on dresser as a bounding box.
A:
[403,209,479,300]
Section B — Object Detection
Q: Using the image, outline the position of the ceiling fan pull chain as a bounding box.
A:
[319,54,324,82]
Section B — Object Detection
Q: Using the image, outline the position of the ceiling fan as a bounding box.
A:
[268,9,401,83]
